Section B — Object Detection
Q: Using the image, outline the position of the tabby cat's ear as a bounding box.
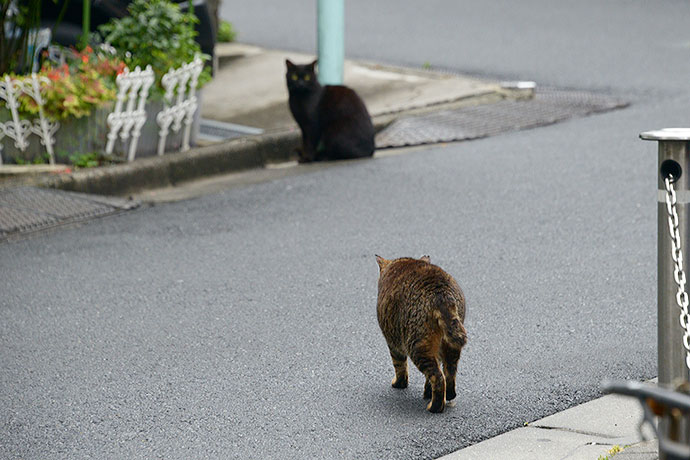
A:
[376,255,390,271]
[421,255,431,263]
[286,59,296,70]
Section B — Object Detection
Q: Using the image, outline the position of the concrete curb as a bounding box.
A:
[35,130,301,196]
[32,118,396,197]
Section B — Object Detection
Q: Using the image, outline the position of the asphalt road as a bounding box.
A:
[2,1,688,459]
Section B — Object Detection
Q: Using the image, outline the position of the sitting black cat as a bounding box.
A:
[286,59,375,162]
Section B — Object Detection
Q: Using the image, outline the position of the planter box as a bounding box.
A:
[0,106,111,164]
[0,92,202,164]
[117,91,202,159]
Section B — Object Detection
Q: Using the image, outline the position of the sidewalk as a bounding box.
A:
[203,43,518,133]
[441,392,657,460]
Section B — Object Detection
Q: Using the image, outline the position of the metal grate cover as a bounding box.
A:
[0,187,138,240]
[198,118,263,142]
[375,88,629,148]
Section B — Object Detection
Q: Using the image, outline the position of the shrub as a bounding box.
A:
[98,0,211,94]
[217,20,236,43]
[0,0,55,75]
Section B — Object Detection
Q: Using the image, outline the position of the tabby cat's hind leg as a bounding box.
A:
[390,350,408,389]
[423,379,432,399]
[410,339,445,413]
[441,341,462,401]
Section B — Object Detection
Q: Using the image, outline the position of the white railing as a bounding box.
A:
[105,65,155,162]
[0,74,59,165]
[0,56,204,166]
[157,56,203,156]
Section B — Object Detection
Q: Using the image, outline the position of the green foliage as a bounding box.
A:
[597,444,623,460]
[15,46,123,120]
[0,0,56,75]
[12,152,50,165]
[68,151,116,168]
[217,20,236,43]
[98,0,211,93]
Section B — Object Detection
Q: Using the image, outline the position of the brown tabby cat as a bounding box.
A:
[375,255,467,413]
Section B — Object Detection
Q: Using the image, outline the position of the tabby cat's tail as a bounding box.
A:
[443,314,468,349]
[435,307,468,349]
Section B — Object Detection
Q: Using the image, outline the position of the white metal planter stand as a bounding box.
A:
[1,56,203,166]
[105,65,155,162]
[0,76,32,165]
[24,75,59,165]
[156,56,203,156]
[0,74,59,166]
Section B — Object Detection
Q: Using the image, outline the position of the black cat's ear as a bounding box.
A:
[309,59,318,71]
[421,255,431,263]
[286,59,296,70]
[376,255,390,271]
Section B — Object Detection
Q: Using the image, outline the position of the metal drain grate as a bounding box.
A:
[198,118,264,142]
[0,187,138,240]
[375,88,629,148]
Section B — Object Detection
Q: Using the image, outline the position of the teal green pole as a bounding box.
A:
[82,0,91,48]
[317,0,344,85]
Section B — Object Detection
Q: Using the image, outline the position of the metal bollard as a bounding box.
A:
[641,128,690,458]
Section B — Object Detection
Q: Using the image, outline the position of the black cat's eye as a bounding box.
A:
[291,74,298,81]
[304,74,311,81]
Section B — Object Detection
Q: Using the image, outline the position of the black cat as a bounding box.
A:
[286,59,375,162]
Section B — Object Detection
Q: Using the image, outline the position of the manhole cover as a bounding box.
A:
[0,187,138,240]
[375,88,629,148]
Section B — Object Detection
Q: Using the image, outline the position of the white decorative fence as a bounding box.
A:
[157,56,203,156]
[105,65,155,162]
[0,56,204,166]
[0,74,59,165]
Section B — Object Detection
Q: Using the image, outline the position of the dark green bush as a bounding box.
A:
[98,0,211,93]
[217,20,236,43]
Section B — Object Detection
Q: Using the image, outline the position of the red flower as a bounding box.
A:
[47,70,60,81]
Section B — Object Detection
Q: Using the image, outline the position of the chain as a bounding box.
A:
[664,175,690,370]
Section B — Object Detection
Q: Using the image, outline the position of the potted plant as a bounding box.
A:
[1,0,211,165]
[97,0,211,156]
[2,45,125,165]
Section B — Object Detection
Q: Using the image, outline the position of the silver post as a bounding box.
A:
[641,128,690,458]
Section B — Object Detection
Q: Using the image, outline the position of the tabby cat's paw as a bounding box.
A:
[426,399,445,413]
[391,377,408,389]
